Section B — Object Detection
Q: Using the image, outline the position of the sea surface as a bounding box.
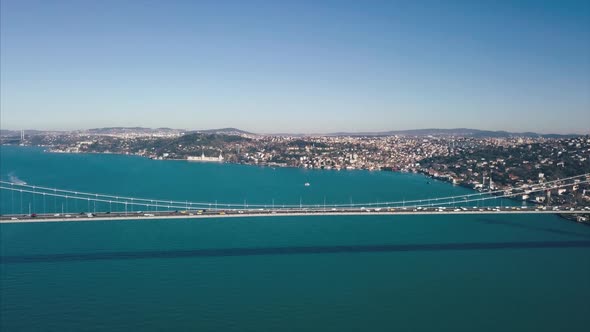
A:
[1,145,589,331]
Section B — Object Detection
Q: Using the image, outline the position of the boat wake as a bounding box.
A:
[7,173,27,185]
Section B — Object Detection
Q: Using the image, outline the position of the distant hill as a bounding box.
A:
[188,128,256,136]
[0,130,18,136]
[0,129,65,136]
[2,127,255,137]
[2,127,582,138]
[79,127,255,136]
[82,127,183,135]
[326,128,580,138]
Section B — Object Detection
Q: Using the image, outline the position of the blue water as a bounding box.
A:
[1,146,589,331]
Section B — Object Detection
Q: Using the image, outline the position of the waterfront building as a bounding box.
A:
[187,151,224,162]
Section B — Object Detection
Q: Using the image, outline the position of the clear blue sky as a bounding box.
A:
[1,0,589,134]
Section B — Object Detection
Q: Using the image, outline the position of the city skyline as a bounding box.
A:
[1,1,589,134]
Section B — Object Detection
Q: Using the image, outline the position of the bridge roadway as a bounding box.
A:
[1,206,589,223]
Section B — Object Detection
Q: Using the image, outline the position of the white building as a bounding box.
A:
[187,151,224,162]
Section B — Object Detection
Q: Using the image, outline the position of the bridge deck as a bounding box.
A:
[1,209,588,223]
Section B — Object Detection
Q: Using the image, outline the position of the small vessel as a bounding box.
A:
[304,182,310,187]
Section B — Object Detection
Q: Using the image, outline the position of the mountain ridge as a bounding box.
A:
[0,127,583,138]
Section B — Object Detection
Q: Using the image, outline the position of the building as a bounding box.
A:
[187,151,224,162]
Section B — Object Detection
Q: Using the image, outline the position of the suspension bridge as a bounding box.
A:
[1,173,589,223]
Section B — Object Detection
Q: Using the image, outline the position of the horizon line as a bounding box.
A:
[1,126,588,136]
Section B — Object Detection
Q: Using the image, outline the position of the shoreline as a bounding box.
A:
[2,144,414,173]
[2,144,588,227]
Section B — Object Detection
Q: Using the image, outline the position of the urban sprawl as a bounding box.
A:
[3,128,589,223]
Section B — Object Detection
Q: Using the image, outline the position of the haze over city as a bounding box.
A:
[1,0,589,134]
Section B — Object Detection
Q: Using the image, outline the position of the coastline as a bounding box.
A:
[32,145,401,172]
[2,144,588,226]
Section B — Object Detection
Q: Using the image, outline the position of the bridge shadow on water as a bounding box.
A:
[476,217,590,239]
[2,241,590,264]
